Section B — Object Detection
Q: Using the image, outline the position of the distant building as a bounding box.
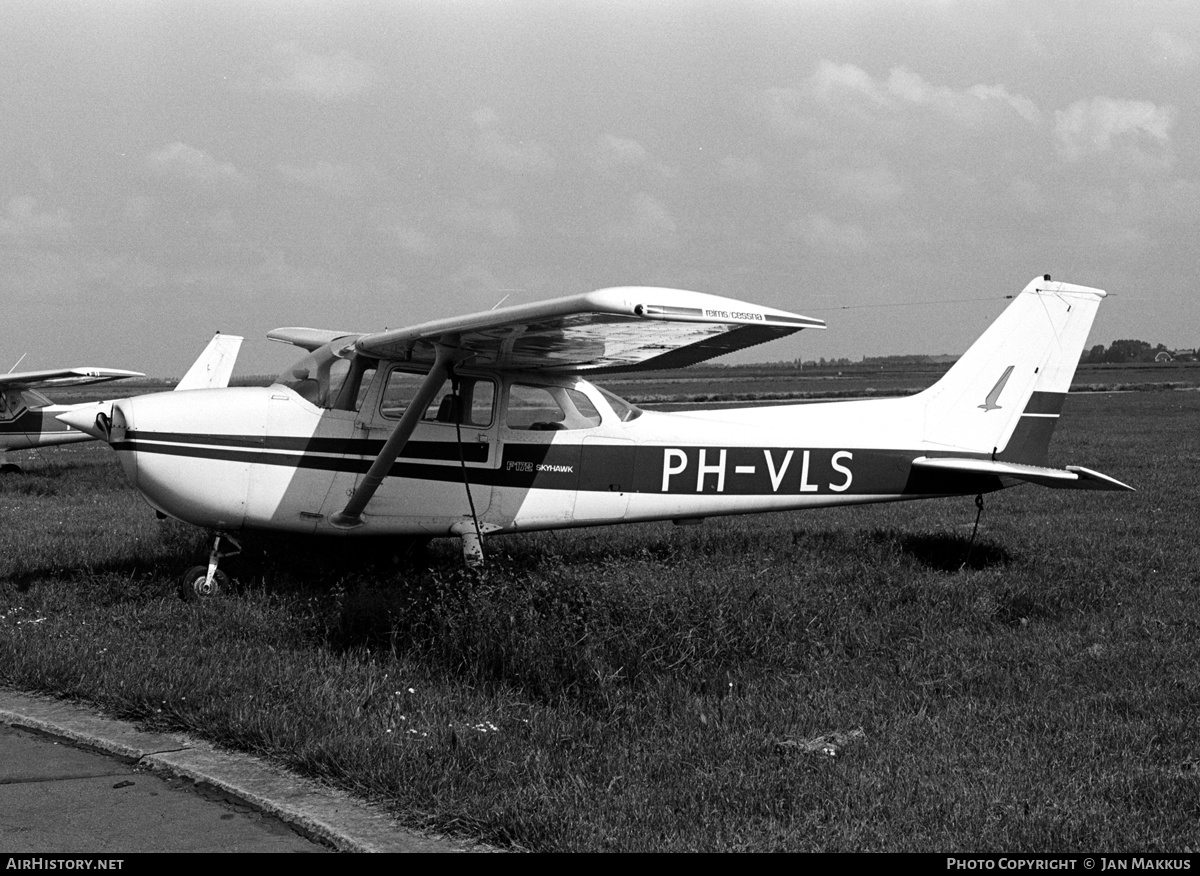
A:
[1150,349,1198,363]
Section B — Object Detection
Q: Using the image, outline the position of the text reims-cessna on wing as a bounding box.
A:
[59,277,1132,598]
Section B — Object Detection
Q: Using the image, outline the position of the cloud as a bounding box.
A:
[446,264,514,302]
[258,43,372,102]
[471,109,555,176]
[805,60,887,107]
[384,224,435,255]
[1150,30,1196,70]
[593,135,677,178]
[766,61,1041,137]
[0,196,72,239]
[1053,98,1175,163]
[719,155,764,185]
[147,142,247,190]
[453,202,521,240]
[606,192,678,249]
[277,161,373,197]
[788,213,870,254]
[887,69,1040,126]
[827,164,906,206]
[598,134,649,168]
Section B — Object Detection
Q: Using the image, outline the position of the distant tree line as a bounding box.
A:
[1080,340,1196,364]
[720,340,1198,371]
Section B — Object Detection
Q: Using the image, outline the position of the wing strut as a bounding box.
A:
[330,343,456,529]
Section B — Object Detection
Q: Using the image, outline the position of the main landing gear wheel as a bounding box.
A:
[179,566,229,600]
[0,463,23,475]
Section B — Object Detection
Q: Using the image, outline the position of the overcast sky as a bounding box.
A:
[2,1,1197,377]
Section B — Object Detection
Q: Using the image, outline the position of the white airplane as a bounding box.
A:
[0,333,243,474]
[0,366,144,473]
[59,275,1132,597]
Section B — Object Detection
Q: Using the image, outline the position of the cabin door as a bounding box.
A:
[324,366,498,532]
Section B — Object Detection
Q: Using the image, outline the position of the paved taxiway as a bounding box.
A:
[0,689,483,853]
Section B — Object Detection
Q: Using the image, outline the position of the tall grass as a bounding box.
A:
[1,392,1197,850]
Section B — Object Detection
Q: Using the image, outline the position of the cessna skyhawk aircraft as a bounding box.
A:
[60,276,1131,597]
[0,365,144,472]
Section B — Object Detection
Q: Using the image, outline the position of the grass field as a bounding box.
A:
[1,379,1197,851]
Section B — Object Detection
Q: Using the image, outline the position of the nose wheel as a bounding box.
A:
[180,566,229,599]
[178,532,241,600]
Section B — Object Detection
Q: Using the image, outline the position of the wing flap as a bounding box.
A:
[352,287,824,373]
[912,457,1134,491]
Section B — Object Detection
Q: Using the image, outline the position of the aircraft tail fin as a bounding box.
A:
[916,276,1105,467]
[175,333,243,391]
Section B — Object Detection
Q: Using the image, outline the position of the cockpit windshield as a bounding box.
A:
[275,341,375,411]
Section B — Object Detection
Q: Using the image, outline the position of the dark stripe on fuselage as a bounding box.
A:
[124,430,489,463]
[114,437,494,485]
[114,432,1002,498]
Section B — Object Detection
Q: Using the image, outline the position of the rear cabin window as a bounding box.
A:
[506,384,602,431]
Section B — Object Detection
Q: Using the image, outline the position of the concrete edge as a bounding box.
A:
[0,688,490,853]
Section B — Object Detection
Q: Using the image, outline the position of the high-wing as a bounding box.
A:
[0,367,144,391]
[346,287,824,374]
[267,327,359,352]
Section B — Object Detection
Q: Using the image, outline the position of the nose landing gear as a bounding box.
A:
[179,532,242,600]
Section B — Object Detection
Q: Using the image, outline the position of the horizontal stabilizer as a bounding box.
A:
[912,457,1134,492]
[175,333,244,391]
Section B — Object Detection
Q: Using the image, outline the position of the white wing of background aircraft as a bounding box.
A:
[1,333,243,473]
[0,366,143,472]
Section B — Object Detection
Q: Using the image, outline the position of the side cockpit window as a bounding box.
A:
[506,384,602,431]
[379,369,495,427]
[0,391,29,423]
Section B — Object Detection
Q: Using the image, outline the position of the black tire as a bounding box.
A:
[179,566,229,600]
[0,463,24,475]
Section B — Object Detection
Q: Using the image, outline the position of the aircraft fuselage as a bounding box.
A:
[0,405,94,453]
[100,371,1002,538]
